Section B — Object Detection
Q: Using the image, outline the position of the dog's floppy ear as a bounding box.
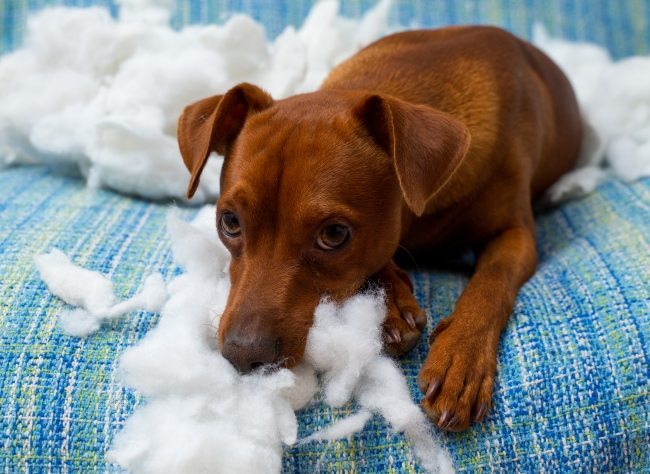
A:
[177,83,273,199]
[354,94,471,216]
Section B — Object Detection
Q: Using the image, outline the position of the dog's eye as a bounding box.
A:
[220,212,241,237]
[316,224,350,250]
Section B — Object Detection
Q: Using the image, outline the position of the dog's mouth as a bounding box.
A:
[217,272,395,376]
[217,317,309,374]
[217,274,373,374]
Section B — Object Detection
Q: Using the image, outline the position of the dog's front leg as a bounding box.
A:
[418,224,537,431]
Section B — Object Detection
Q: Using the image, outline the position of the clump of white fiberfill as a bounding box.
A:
[34,249,167,336]
[36,205,454,473]
[0,0,392,202]
[533,25,650,202]
[306,293,386,407]
[306,296,454,474]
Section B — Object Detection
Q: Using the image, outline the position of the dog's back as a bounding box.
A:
[323,27,582,215]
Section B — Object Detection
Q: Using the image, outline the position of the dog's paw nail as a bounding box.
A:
[385,327,401,344]
[443,414,459,430]
[402,311,416,329]
[474,402,488,422]
[438,410,452,428]
[425,378,441,401]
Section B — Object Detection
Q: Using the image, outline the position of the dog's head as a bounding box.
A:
[177,83,469,373]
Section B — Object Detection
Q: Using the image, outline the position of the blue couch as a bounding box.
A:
[1,2,648,472]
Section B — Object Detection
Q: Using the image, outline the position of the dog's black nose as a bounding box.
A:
[222,334,279,374]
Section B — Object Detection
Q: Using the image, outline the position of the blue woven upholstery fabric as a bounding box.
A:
[1,167,648,472]
[1,1,649,472]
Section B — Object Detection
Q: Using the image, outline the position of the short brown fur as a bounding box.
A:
[177,26,582,431]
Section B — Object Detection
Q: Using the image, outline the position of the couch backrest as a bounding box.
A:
[1,0,648,58]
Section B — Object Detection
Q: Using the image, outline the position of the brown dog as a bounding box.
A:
[177,26,582,432]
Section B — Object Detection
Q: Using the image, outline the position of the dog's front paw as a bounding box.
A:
[417,317,497,432]
[383,299,426,356]
[372,263,426,356]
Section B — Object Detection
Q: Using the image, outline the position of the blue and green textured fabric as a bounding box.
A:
[1,1,649,472]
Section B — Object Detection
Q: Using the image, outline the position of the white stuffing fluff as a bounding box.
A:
[34,249,167,336]
[36,206,453,474]
[0,0,392,201]
[306,299,453,473]
[533,25,650,201]
[306,295,386,407]
[2,1,647,202]
[301,410,373,442]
